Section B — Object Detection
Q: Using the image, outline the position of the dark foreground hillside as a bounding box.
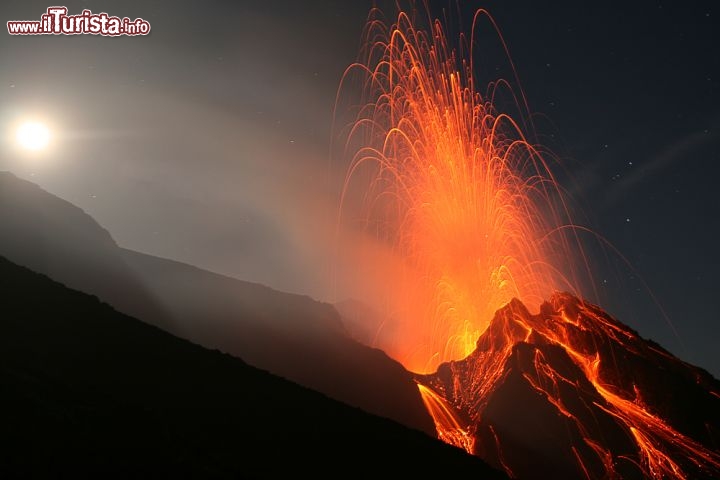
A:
[0,255,505,478]
[0,171,434,435]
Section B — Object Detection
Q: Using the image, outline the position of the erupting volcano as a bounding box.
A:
[338,6,720,480]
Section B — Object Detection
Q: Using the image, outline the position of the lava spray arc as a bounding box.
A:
[338,7,589,374]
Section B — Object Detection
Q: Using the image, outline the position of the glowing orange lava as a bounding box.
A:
[339,8,583,374]
[417,383,474,454]
[418,294,720,479]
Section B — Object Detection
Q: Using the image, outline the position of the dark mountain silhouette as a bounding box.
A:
[418,293,720,480]
[0,255,506,478]
[0,171,433,435]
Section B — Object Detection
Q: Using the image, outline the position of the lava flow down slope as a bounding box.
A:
[417,293,720,479]
[336,6,720,480]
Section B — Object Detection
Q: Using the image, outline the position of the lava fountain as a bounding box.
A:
[336,6,720,480]
[338,8,587,374]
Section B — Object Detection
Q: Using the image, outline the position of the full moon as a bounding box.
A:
[16,121,51,151]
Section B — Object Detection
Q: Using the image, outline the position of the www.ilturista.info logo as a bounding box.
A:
[7,7,151,36]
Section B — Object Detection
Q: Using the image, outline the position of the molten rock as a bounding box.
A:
[418,293,720,479]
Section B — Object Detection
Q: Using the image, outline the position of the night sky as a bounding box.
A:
[1,1,718,376]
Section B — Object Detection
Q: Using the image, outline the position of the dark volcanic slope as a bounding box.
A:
[0,171,433,435]
[119,248,433,435]
[419,294,720,480]
[0,255,505,478]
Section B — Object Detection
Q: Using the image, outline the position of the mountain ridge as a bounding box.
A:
[418,292,720,479]
[0,171,434,434]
